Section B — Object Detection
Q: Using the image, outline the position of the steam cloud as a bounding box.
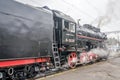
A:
[89,48,120,59]
[107,0,120,21]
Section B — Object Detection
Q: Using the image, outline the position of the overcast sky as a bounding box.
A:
[15,0,120,33]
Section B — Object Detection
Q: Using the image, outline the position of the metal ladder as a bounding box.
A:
[52,43,61,68]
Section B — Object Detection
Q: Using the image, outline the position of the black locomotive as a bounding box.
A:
[0,0,107,80]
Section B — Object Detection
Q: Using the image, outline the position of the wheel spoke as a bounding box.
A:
[67,52,77,68]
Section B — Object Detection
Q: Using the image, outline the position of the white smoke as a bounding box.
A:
[101,0,120,32]
[89,48,109,59]
[106,0,120,21]
[108,51,120,59]
[89,48,120,59]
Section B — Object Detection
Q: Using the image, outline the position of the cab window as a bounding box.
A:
[64,20,75,33]
[64,21,69,29]
[69,23,75,33]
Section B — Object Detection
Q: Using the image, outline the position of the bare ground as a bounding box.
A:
[37,57,120,80]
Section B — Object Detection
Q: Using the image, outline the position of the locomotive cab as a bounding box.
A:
[53,10,76,50]
[52,10,77,68]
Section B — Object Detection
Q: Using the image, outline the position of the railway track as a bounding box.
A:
[27,60,107,80]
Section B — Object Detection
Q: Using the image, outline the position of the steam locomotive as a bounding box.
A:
[0,0,107,80]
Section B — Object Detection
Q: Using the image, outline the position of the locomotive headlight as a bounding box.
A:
[0,72,3,79]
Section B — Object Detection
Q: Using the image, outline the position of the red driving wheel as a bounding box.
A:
[67,52,77,68]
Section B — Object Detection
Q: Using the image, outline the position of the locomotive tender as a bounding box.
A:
[0,0,106,80]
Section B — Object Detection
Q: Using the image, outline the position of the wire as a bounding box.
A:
[28,0,95,20]
[85,0,101,14]
[30,0,42,6]
[61,0,95,19]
